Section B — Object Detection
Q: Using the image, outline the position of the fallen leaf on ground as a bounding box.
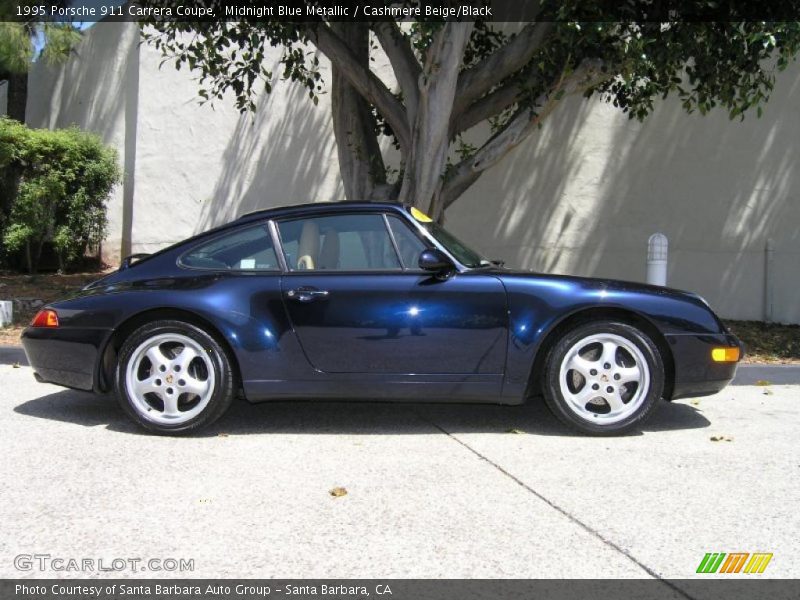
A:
[690,399,700,406]
[12,362,19,368]
[710,435,734,442]
[329,487,348,498]
[762,388,773,396]
[755,380,772,386]
[507,428,525,434]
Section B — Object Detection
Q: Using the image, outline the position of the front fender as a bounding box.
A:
[497,273,726,399]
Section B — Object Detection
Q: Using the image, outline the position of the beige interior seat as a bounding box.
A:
[318,230,340,270]
[296,221,320,270]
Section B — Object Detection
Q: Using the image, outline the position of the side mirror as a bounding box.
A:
[418,248,455,276]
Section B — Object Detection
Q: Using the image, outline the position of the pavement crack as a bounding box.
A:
[414,410,696,600]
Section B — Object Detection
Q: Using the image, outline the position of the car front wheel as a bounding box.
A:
[116,320,235,435]
[543,320,665,435]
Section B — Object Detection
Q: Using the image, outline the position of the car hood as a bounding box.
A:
[489,268,713,310]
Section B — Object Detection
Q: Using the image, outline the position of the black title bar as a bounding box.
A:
[4,579,800,600]
[8,0,800,23]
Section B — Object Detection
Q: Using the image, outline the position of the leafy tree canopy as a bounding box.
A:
[0,0,81,74]
[0,1,81,123]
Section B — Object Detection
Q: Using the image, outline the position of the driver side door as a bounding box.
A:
[276,211,508,376]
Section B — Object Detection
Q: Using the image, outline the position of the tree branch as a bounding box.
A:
[443,60,608,209]
[397,22,473,215]
[372,21,421,125]
[310,22,411,151]
[330,23,387,201]
[454,22,554,115]
[450,79,525,136]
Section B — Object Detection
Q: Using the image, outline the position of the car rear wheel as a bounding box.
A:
[116,320,235,435]
[543,320,664,435]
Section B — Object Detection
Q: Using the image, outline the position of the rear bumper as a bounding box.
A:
[666,332,743,400]
[21,327,110,392]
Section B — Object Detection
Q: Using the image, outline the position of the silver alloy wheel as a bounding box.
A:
[125,333,215,425]
[558,332,650,424]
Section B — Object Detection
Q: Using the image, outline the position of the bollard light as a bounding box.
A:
[646,233,668,286]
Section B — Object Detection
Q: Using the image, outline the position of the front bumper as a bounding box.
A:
[666,332,743,400]
[21,327,110,392]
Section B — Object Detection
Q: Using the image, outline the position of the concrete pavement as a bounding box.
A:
[0,363,798,580]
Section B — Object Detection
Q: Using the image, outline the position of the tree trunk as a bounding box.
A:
[330,23,387,201]
[397,23,473,220]
[24,241,32,274]
[33,238,45,274]
[5,72,28,123]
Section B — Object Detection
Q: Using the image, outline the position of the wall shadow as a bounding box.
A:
[26,22,138,262]
[26,22,132,148]
[447,65,800,324]
[14,389,709,437]
[196,52,343,232]
[454,96,597,274]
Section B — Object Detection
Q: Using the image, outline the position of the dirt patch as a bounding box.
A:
[725,320,800,365]
[0,271,111,345]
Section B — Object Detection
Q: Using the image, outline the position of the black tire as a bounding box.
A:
[115,320,235,435]
[543,320,665,435]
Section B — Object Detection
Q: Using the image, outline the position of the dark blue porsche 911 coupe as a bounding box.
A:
[21,201,742,435]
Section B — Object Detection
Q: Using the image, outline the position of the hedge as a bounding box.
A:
[0,118,121,272]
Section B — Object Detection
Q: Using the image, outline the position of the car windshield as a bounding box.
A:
[420,221,491,269]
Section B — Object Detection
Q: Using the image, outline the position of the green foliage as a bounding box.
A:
[563,20,800,122]
[0,19,80,75]
[0,23,33,74]
[39,23,83,66]
[0,119,121,272]
[143,20,322,113]
[144,9,800,134]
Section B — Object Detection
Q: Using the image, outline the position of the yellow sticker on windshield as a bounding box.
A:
[410,207,433,223]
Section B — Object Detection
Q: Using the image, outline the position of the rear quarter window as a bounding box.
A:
[180,225,279,271]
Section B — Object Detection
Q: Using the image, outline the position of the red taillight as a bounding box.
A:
[31,309,59,328]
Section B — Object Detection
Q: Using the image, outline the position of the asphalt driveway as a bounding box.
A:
[0,363,798,579]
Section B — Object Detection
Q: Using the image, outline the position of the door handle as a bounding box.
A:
[286,287,330,302]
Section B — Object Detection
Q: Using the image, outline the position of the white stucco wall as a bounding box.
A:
[130,32,346,252]
[26,21,139,263]
[446,77,800,325]
[25,22,800,323]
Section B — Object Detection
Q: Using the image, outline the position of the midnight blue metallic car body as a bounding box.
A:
[21,202,740,406]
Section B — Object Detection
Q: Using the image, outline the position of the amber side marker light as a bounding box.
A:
[711,347,740,362]
[31,309,59,328]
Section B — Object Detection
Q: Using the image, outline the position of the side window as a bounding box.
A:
[181,225,279,271]
[386,215,428,269]
[277,214,401,271]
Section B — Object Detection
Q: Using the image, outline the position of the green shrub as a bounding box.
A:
[0,118,120,272]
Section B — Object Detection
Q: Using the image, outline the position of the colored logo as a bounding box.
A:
[696,552,773,574]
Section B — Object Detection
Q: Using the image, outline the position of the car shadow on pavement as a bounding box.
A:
[13,389,711,437]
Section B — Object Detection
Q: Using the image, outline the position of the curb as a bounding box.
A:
[0,345,27,366]
[731,364,800,386]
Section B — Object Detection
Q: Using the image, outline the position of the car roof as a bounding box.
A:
[234,200,408,226]
[119,201,411,271]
